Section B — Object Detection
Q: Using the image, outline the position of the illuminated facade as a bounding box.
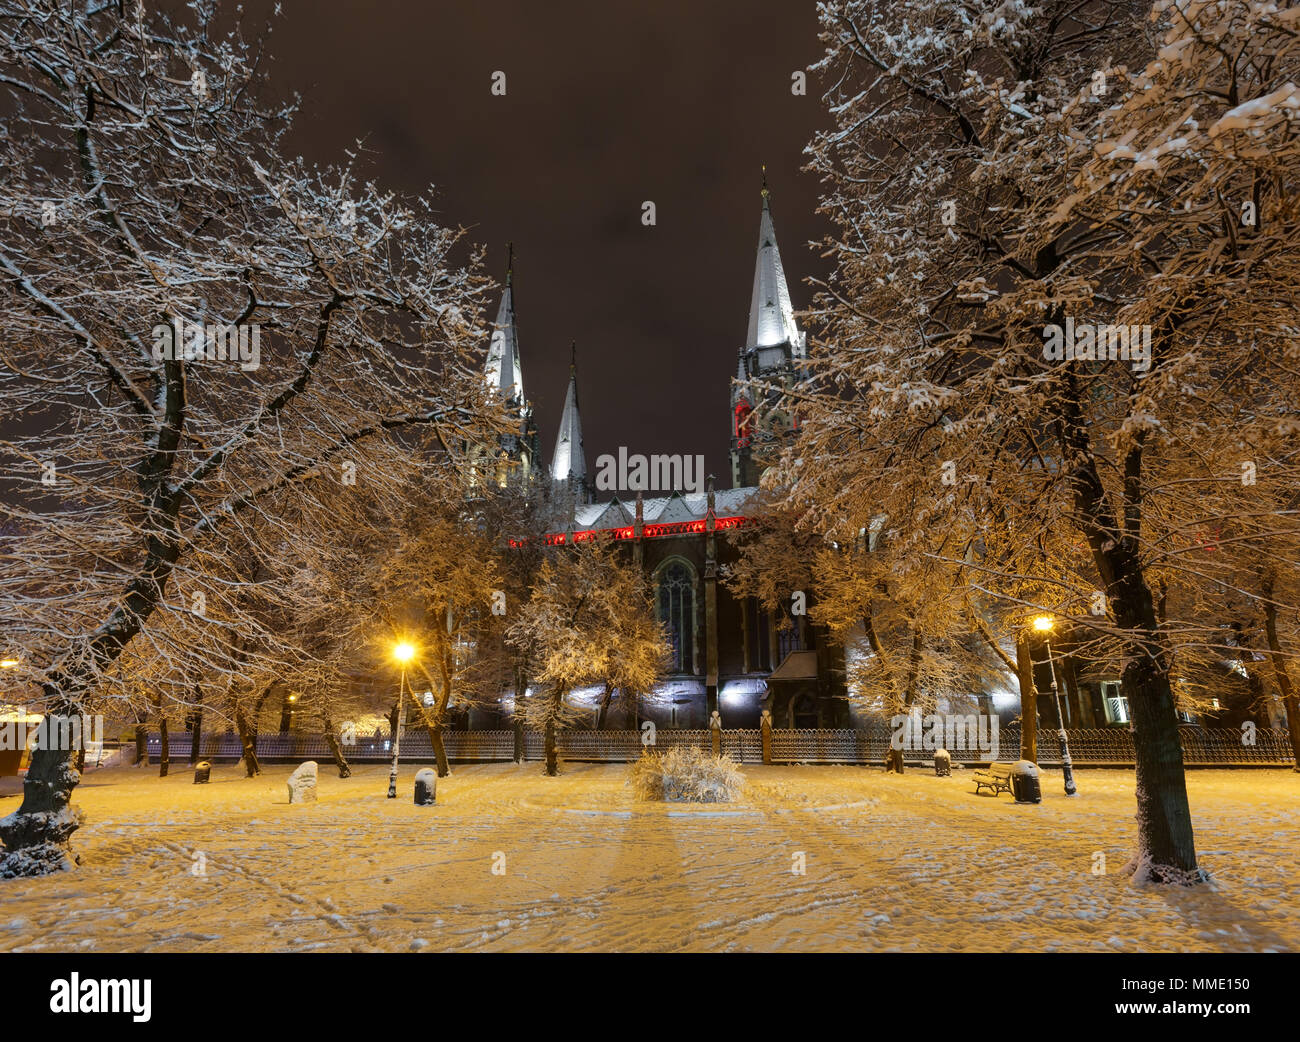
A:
[478,179,847,729]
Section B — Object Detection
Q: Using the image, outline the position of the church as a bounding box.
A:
[473,180,850,731]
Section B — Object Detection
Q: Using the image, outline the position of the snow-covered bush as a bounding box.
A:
[628,747,745,803]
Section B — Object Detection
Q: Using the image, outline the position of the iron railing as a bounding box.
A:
[141,724,1293,767]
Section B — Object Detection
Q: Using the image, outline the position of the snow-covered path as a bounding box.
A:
[1,763,1295,952]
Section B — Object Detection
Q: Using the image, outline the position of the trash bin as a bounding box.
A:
[193,760,211,785]
[1010,760,1041,804]
[934,748,951,777]
[414,767,437,806]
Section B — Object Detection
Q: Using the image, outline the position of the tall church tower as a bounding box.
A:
[550,341,590,510]
[475,247,539,489]
[730,172,806,489]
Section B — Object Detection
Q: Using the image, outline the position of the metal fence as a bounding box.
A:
[144,725,1293,767]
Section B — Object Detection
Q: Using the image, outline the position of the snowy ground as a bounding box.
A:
[1,760,1296,952]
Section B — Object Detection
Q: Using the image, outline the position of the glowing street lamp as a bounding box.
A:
[0,658,19,669]
[388,641,417,799]
[1033,615,1078,796]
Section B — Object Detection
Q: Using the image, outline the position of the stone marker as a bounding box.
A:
[287,760,318,804]
[193,760,211,785]
[414,767,437,806]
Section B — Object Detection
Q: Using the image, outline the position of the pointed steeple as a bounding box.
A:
[485,243,525,402]
[745,170,805,356]
[551,340,586,487]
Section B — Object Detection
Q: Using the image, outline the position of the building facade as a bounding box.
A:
[479,180,848,730]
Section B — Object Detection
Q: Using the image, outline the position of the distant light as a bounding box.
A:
[288,694,297,703]
[0,658,18,669]
[393,641,416,664]
[1032,616,1054,632]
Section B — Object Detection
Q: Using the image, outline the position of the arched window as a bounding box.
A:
[657,561,696,673]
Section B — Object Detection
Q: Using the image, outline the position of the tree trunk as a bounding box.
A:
[1060,367,1197,880]
[133,720,148,766]
[1015,633,1037,762]
[431,723,450,778]
[512,666,528,763]
[596,681,614,729]
[1121,631,1199,881]
[321,713,351,779]
[0,696,83,877]
[1260,575,1300,769]
[158,717,170,778]
[544,688,564,776]
[234,704,261,778]
[251,682,278,742]
[411,688,451,778]
[189,686,204,765]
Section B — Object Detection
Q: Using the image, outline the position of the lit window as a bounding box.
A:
[1101,681,1129,725]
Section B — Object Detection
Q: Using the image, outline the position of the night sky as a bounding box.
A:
[260,0,833,481]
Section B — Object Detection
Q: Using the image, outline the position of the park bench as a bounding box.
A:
[972,761,1015,796]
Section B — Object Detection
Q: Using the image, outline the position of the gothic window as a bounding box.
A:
[657,561,696,673]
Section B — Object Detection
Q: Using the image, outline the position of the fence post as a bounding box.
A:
[760,710,773,765]
[710,711,721,757]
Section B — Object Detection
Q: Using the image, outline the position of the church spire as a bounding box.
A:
[485,243,524,402]
[551,340,587,488]
[745,171,805,356]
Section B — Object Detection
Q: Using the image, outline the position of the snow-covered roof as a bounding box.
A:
[570,487,759,529]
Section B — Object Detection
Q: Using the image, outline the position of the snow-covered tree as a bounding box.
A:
[0,1,506,875]
[509,543,668,774]
[788,0,1300,880]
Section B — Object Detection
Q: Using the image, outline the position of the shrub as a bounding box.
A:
[627,746,745,803]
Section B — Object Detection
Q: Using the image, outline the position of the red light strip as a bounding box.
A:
[536,516,751,545]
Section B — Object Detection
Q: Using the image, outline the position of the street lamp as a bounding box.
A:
[1033,616,1078,796]
[388,641,416,798]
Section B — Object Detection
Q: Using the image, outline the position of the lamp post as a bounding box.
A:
[388,641,416,799]
[1033,616,1078,796]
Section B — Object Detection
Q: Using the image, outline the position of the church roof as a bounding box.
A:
[745,176,805,356]
[551,344,586,485]
[571,487,759,528]
[484,266,524,402]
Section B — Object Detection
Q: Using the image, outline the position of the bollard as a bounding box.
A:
[1010,760,1042,804]
[414,767,437,806]
[760,710,773,766]
[934,748,951,777]
[709,711,722,757]
[193,760,211,785]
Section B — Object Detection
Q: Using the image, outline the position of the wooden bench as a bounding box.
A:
[973,761,1015,796]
